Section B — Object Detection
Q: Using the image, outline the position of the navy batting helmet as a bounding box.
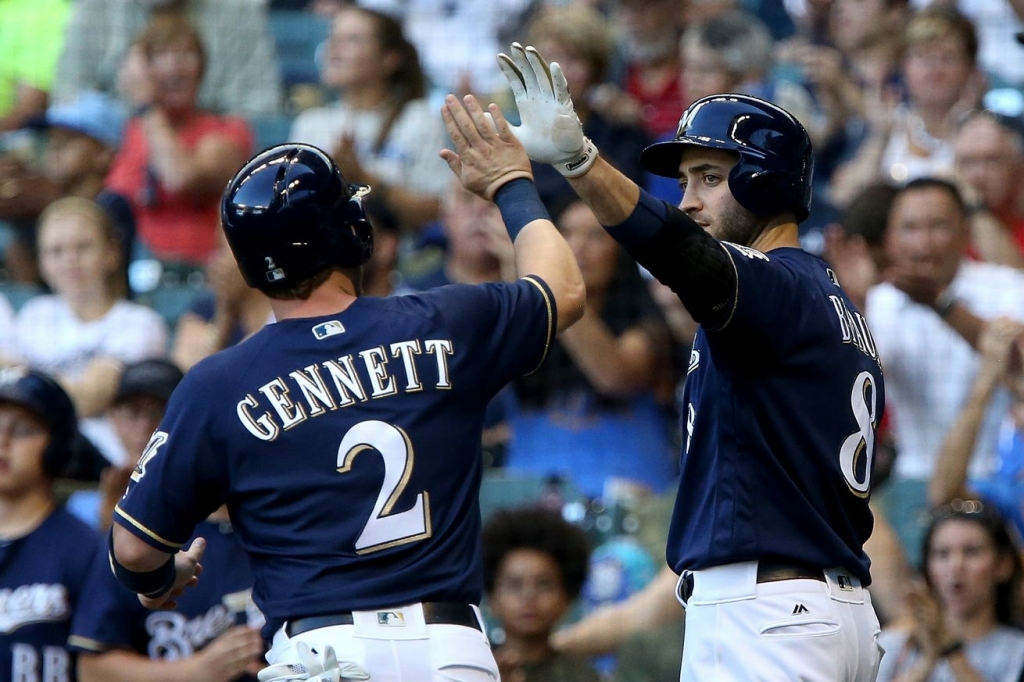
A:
[0,367,78,478]
[640,94,814,222]
[221,144,374,290]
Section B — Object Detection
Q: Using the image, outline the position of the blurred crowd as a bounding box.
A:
[4,0,1024,680]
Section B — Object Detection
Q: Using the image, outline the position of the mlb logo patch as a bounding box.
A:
[312,320,345,339]
[266,268,286,282]
[377,611,405,626]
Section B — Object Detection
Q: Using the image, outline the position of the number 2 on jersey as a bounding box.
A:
[337,420,432,554]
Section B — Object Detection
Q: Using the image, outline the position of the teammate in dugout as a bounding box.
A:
[492,44,887,680]
[0,368,99,682]
[108,124,585,680]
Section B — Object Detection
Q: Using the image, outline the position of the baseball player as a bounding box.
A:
[109,135,585,682]
[0,367,99,682]
[70,513,264,682]
[495,44,885,680]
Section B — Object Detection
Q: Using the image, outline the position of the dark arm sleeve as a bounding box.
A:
[605,189,737,329]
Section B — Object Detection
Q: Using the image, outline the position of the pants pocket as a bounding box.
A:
[759,618,841,638]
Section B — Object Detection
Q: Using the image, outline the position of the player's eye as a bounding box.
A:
[703,174,720,185]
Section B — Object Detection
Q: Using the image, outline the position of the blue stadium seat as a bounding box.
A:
[0,281,45,312]
[269,10,331,88]
[251,113,295,152]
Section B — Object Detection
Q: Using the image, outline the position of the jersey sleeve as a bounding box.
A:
[113,369,229,552]
[706,244,820,360]
[430,276,556,397]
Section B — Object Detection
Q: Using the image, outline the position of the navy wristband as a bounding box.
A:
[494,179,550,241]
[605,188,667,250]
[108,528,176,597]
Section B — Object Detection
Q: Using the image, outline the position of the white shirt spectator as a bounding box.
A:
[867,260,1024,480]
[289,98,451,198]
[15,295,168,466]
[0,294,15,362]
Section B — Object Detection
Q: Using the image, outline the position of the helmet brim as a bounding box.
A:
[639,136,768,178]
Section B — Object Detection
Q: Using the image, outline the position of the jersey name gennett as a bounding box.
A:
[236,338,455,441]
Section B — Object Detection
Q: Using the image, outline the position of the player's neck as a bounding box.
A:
[270,272,359,321]
[750,221,800,252]
[0,489,55,539]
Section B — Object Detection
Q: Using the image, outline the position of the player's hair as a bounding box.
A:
[893,176,968,217]
[921,498,1023,625]
[681,9,775,81]
[481,505,592,600]
[135,10,208,80]
[262,265,360,301]
[905,5,978,65]
[37,196,126,298]
[527,5,615,83]
[340,7,426,155]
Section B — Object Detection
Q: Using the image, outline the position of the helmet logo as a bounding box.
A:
[265,256,286,283]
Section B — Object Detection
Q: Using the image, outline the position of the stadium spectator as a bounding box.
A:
[866,177,1024,563]
[357,0,533,98]
[953,109,1024,267]
[106,12,252,268]
[13,197,167,468]
[482,506,599,682]
[507,198,677,500]
[589,0,686,140]
[288,5,449,233]
[525,5,652,211]
[0,91,133,288]
[68,357,264,682]
[928,318,1024,538]
[169,234,273,373]
[405,181,517,466]
[875,499,1024,681]
[0,0,71,132]
[54,0,281,117]
[0,294,14,364]
[830,6,983,207]
[0,367,99,682]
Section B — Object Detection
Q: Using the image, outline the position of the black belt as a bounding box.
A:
[678,562,826,604]
[286,602,481,637]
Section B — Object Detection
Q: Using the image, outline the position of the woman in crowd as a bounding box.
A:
[288,5,448,232]
[106,11,252,268]
[875,499,1024,681]
[507,199,678,500]
[13,197,167,468]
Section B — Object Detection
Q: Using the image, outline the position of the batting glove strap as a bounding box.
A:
[556,136,598,178]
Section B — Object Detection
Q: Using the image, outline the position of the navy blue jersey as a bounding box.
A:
[668,244,883,584]
[0,507,98,682]
[70,520,261,662]
[114,279,555,626]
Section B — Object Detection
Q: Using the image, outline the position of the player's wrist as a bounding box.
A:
[555,137,599,178]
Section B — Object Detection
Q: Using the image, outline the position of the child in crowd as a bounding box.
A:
[482,506,599,682]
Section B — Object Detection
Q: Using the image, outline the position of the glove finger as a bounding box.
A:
[510,43,540,97]
[524,46,555,100]
[550,62,573,107]
[497,53,527,102]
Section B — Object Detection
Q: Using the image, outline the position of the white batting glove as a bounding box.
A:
[258,642,370,682]
[497,43,598,178]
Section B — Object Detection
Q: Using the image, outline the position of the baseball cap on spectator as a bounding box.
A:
[113,359,185,406]
[31,91,128,149]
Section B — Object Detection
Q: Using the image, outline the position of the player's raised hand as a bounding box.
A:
[496,43,598,177]
[440,94,534,201]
